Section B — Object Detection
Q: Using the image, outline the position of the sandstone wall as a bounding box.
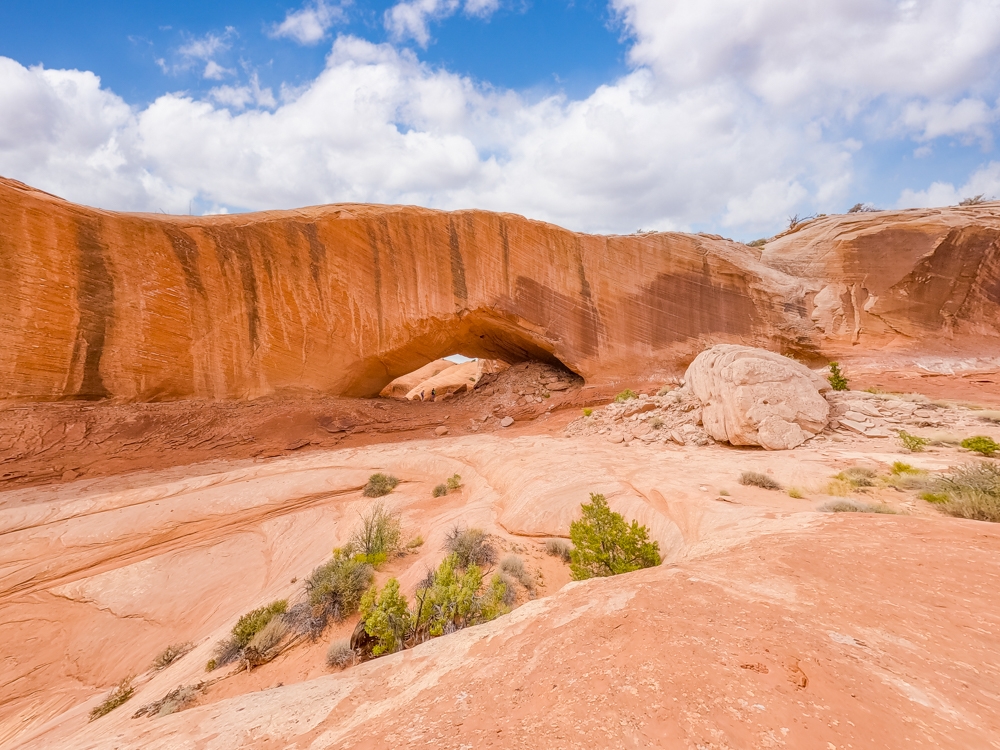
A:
[1,177,998,401]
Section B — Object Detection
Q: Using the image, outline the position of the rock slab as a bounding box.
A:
[685,345,830,450]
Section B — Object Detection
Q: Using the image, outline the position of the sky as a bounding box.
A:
[2,0,1000,239]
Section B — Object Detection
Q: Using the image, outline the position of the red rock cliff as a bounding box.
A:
[1,177,998,400]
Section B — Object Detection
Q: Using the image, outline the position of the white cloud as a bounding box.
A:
[178,31,233,62]
[203,61,234,80]
[898,161,1000,208]
[3,0,1000,236]
[270,1,348,45]
[159,28,237,76]
[384,0,500,46]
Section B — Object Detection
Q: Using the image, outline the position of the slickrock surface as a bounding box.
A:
[3,176,999,401]
[378,359,453,398]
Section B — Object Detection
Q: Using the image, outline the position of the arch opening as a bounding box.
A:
[341,309,581,399]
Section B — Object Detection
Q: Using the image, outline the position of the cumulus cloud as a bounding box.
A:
[270,1,348,45]
[2,0,1000,235]
[898,161,1000,208]
[385,0,501,46]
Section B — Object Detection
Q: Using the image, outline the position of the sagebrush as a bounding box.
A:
[363,473,399,498]
[443,525,497,569]
[739,471,782,491]
[89,676,135,720]
[351,500,402,559]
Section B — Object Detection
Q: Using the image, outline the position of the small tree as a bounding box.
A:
[359,578,411,656]
[569,494,661,580]
[351,501,402,560]
[827,362,849,391]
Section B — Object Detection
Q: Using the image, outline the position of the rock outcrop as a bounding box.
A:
[379,359,453,398]
[2,176,999,402]
[685,344,830,449]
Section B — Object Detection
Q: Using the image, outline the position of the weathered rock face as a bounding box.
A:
[2,176,999,401]
[379,359,453,398]
[686,344,830,449]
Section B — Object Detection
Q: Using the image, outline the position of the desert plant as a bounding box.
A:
[614,389,638,403]
[131,685,200,719]
[360,578,412,656]
[788,487,805,499]
[432,483,448,497]
[921,491,949,504]
[582,407,593,417]
[746,238,767,247]
[961,436,999,457]
[412,554,508,639]
[848,202,877,213]
[827,362,849,391]
[89,676,135,720]
[930,462,1000,522]
[406,535,424,549]
[327,639,356,668]
[443,525,497,569]
[835,467,877,488]
[898,431,930,452]
[656,384,673,396]
[820,500,897,514]
[446,474,463,491]
[351,501,402,559]
[500,554,535,592]
[545,538,572,562]
[891,461,919,475]
[959,194,989,206]
[306,551,374,624]
[232,600,287,648]
[568,493,661,580]
[362,473,400,498]
[151,643,193,671]
[243,617,290,668]
[649,417,664,430]
[739,471,782,491]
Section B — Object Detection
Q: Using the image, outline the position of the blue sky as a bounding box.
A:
[2,0,1000,238]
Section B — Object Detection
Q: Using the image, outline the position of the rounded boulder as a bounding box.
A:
[684,345,830,450]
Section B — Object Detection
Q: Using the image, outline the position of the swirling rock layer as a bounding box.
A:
[2,176,999,401]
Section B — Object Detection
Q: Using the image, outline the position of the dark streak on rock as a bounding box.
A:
[72,218,114,399]
[448,219,468,303]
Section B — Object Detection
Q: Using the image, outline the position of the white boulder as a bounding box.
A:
[684,345,830,450]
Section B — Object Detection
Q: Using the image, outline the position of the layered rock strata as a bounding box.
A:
[2,177,999,401]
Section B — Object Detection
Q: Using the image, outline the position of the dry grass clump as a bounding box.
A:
[545,538,572,562]
[820,499,897,514]
[834,467,877,488]
[327,638,357,669]
[89,676,135,720]
[500,554,535,593]
[132,685,199,719]
[207,599,288,672]
[739,471,782,491]
[432,484,448,497]
[306,550,375,628]
[614,389,638,403]
[362,473,399,498]
[932,462,1000,522]
[787,487,805,499]
[151,642,193,671]
[443,525,497,568]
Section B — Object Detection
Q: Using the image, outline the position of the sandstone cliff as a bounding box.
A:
[1,177,998,401]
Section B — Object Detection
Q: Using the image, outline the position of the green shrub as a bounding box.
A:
[446,474,462,491]
[787,487,805,499]
[739,471,782,491]
[746,238,767,248]
[351,501,402,558]
[363,473,399,498]
[961,436,999,457]
[921,492,949,504]
[827,362,849,391]
[820,500,897,514]
[232,600,287,648]
[582,407,593,417]
[243,617,290,667]
[891,461,919,475]
[432,483,448,497]
[151,643,193,671]
[614,389,638,403]
[412,554,508,638]
[898,431,930,452]
[443,525,497,568]
[360,578,412,656]
[89,676,135,720]
[545,538,572,562]
[568,494,661,580]
[306,550,375,623]
[327,638,356,668]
